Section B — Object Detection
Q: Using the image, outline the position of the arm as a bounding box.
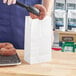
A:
[42,0,54,16]
[43,0,54,45]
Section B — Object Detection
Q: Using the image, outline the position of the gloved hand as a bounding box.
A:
[30,4,47,20]
[3,0,16,5]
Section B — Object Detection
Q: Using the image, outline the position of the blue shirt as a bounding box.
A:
[0,0,42,49]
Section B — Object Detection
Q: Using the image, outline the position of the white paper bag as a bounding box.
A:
[24,16,53,64]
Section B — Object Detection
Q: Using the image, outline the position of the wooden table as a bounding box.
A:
[0,50,76,76]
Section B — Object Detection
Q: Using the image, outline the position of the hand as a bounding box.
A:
[30,4,46,20]
[3,0,16,5]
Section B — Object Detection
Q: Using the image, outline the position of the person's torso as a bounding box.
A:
[0,0,42,49]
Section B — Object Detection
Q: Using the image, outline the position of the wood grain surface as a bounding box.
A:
[0,50,76,76]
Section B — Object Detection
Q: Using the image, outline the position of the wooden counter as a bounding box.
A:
[0,50,76,76]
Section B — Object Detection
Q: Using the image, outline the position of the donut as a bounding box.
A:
[0,43,16,56]
[0,43,13,49]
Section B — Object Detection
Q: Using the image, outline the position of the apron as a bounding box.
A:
[0,0,42,49]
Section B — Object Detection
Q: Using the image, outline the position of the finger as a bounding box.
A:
[34,4,46,14]
[29,13,38,19]
[12,0,16,4]
[39,8,46,20]
[34,4,46,20]
[7,0,13,5]
[39,12,46,20]
[3,0,7,3]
